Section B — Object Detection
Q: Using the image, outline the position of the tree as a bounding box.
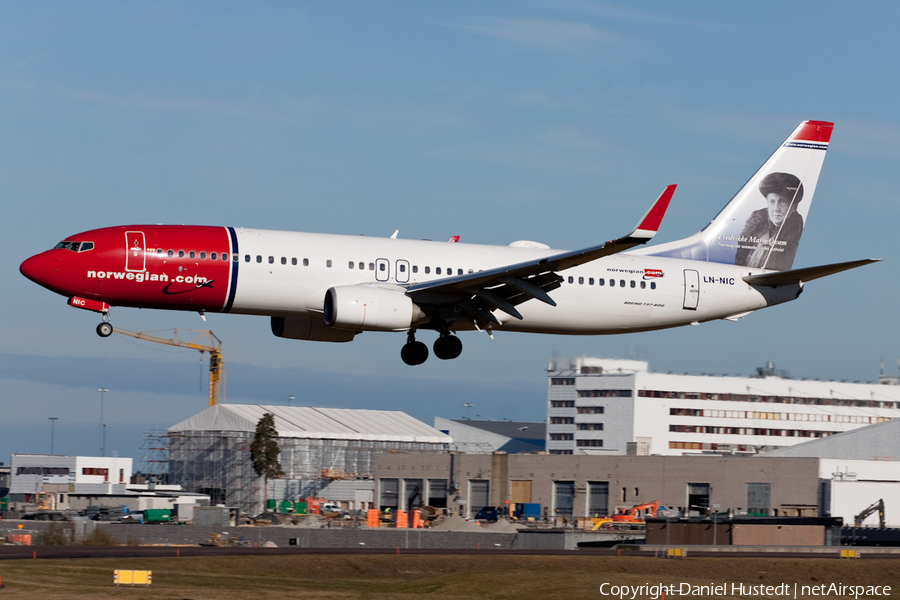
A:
[249,412,284,506]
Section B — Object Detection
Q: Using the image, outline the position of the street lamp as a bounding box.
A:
[463,403,473,419]
[48,417,58,455]
[98,388,109,457]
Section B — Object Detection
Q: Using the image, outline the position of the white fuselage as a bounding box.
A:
[228,229,797,334]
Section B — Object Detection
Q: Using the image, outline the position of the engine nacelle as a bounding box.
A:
[324,285,425,331]
[271,316,357,343]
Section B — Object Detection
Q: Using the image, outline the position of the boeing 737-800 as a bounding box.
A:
[20,121,878,365]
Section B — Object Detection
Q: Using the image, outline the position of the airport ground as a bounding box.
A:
[0,552,898,600]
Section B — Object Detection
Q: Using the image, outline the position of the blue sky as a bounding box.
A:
[2,2,898,463]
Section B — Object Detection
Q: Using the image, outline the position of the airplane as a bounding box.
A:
[20,120,879,366]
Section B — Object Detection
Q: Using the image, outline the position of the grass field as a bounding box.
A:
[0,554,898,599]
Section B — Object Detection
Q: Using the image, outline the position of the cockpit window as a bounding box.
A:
[54,241,94,252]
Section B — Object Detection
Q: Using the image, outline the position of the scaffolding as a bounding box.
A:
[149,429,448,516]
[138,430,171,477]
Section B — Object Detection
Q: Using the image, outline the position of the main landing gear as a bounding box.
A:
[400,330,463,366]
[400,330,429,366]
[433,332,462,361]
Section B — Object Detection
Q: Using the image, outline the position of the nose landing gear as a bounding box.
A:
[96,313,113,337]
[400,330,429,366]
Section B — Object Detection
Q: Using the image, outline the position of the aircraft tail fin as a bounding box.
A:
[640,120,833,271]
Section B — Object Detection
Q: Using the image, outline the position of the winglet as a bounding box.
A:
[631,184,676,239]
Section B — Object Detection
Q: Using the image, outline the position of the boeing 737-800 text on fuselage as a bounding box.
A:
[20,121,878,365]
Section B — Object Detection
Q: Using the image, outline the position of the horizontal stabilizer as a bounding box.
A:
[742,259,880,287]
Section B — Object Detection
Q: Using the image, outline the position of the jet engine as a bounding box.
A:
[271,316,357,342]
[324,285,426,331]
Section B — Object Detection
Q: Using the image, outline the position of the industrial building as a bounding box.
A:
[434,417,546,453]
[761,419,900,529]
[8,453,133,502]
[375,452,821,520]
[162,404,452,515]
[547,357,900,456]
[374,449,900,529]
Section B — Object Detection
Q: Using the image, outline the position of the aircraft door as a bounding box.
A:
[683,269,699,310]
[125,231,146,272]
[375,258,390,282]
[395,259,410,283]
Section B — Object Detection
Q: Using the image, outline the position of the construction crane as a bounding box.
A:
[114,328,224,406]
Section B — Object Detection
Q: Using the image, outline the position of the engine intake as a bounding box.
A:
[324,285,425,331]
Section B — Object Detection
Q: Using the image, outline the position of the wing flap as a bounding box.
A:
[742,259,880,287]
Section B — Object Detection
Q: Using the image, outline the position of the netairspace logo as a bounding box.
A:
[599,583,891,599]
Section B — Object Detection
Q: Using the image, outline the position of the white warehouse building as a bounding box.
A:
[9,454,133,501]
[547,358,900,456]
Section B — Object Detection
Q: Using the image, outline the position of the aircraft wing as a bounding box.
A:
[742,258,881,287]
[405,185,676,323]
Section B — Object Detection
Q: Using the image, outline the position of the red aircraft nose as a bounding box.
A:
[20,251,65,293]
[20,252,48,283]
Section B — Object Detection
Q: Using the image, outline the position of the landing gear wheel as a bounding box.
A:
[401,341,429,366]
[96,322,113,337]
[433,335,462,360]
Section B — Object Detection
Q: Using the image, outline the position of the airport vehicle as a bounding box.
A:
[20,121,878,365]
[593,501,662,529]
[854,499,885,528]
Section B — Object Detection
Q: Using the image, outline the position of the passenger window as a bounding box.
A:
[589,278,594,285]
[157,249,163,255]
[599,278,605,286]
[245,255,250,262]
[348,261,354,269]
[400,264,406,272]
[358,262,364,270]
[651,282,656,290]
[178,250,185,258]
[436,267,441,275]
[256,255,262,263]
[304,258,309,266]
[292,258,297,266]
[281,257,286,265]
[368,263,374,270]
[630,280,636,288]
[620,280,626,287]
[640,281,646,289]
[568,276,574,284]
[168,250,174,257]
[190,251,196,259]
[268,256,274,264]
[457,269,463,275]
[412,266,418,273]
[326,260,332,268]
[578,277,584,285]
[425,267,431,274]
[211,252,217,260]
[232,253,238,262]
[200,252,206,259]
[378,263,385,271]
